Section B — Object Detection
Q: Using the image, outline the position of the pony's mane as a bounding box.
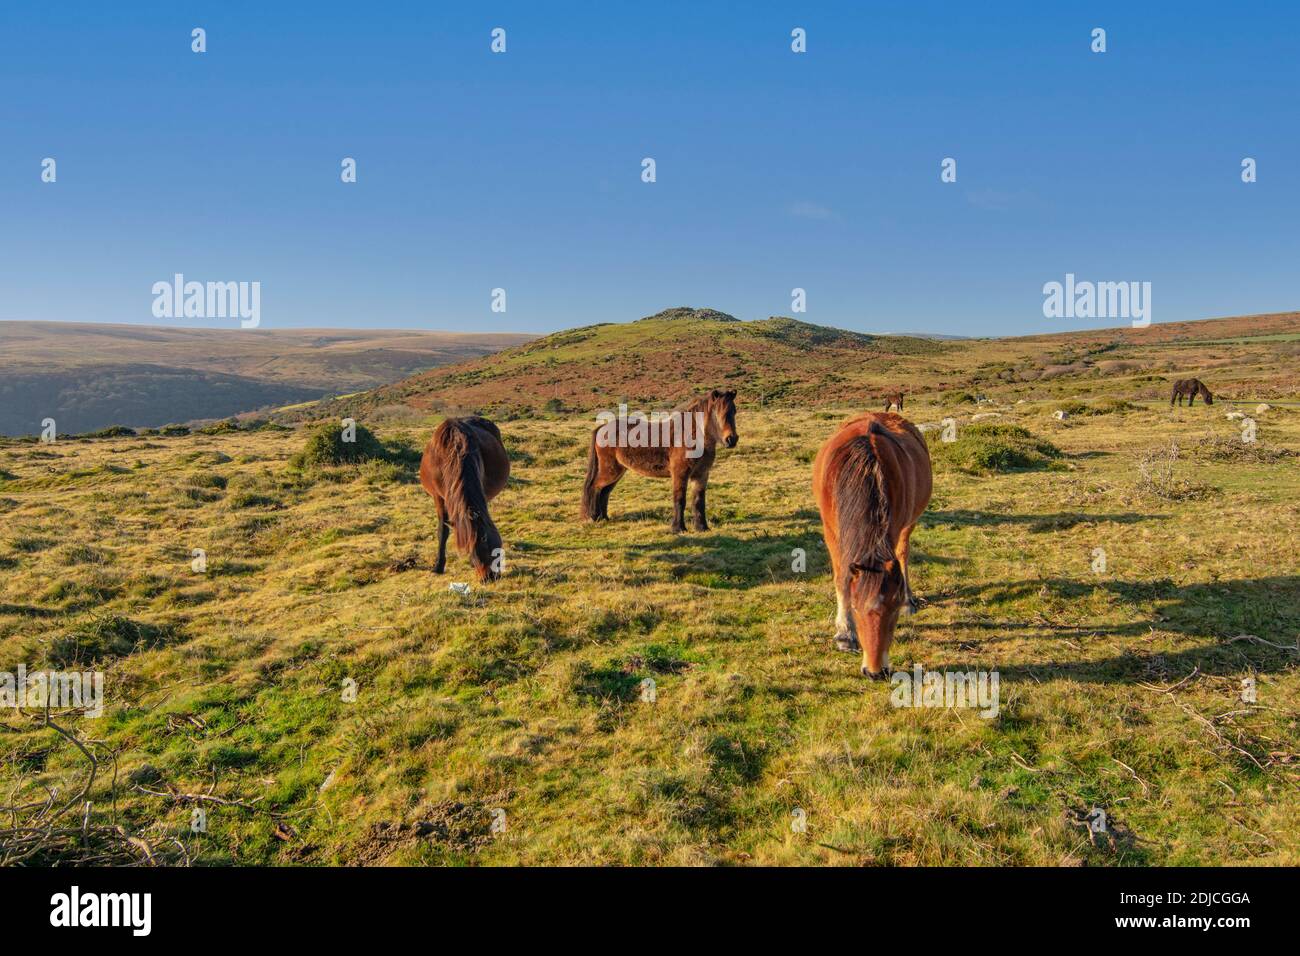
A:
[679,393,713,415]
[435,418,498,565]
[833,431,894,600]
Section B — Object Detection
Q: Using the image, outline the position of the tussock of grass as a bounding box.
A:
[930,423,1062,473]
[49,614,181,667]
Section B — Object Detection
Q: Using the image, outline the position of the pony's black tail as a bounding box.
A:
[435,419,502,580]
[580,431,601,521]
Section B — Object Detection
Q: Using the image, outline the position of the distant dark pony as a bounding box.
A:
[419,416,509,581]
[812,412,932,680]
[582,389,738,533]
[1170,378,1214,407]
[883,391,905,412]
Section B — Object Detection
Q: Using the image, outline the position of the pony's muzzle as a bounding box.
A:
[861,665,892,682]
[724,435,738,448]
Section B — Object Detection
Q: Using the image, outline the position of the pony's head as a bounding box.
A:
[848,556,908,679]
[709,389,739,448]
[1201,383,1214,405]
[460,509,503,582]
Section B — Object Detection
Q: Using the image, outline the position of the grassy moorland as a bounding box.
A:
[1,375,1296,864]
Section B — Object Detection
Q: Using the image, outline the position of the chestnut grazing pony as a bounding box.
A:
[419,416,509,581]
[883,391,904,412]
[813,412,932,680]
[582,389,738,533]
[1170,378,1213,406]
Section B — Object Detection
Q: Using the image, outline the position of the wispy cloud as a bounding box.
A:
[787,200,837,221]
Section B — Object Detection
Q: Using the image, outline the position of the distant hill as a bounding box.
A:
[303,307,949,419]
[292,308,1300,421]
[0,322,533,436]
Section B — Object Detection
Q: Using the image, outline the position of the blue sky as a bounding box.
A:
[1,1,1296,336]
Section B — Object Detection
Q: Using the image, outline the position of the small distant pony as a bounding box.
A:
[1170,378,1213,407]
[582,389,738,533]
[812,413,932,680]
[419,416,509,581]
[883,391,905,412]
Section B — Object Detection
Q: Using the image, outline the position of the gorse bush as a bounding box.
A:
[290,421,390,469]
[1058,398,1138,416]
[929,423,1062,473]
[80,425,137,439]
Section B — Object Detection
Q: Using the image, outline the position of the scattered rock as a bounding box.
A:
[971,412,1001,421]
[1226,411,1244,420]
[1052,410,1069,420]
[1256,403,1271,414]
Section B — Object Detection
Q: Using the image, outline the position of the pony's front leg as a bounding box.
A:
[833,575,859,652]
[669,467,688,533]
[433,502,450,574]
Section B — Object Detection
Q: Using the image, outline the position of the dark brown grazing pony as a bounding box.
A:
[883,391,904,412]
[813,413,932,680]
[582,389,738,533]
[419,416,510,581]
[1170,378,1213,406]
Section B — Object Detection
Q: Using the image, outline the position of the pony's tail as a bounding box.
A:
[436,420,502,580]
[834,427,894,607]
[580,431,601,521]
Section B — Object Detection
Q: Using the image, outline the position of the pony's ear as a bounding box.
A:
[724,389,736,400]
[710,388,723,399]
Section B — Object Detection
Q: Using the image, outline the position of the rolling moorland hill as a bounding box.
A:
[292,308,1300,424]
[0,322,533,437]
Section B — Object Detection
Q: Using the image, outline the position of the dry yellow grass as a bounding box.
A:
[1,397,1296,864]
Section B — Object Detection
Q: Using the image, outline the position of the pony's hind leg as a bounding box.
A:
[595,461,625,520]
[896,525,920,614]
[690,473,709,531]
[669,467,689,533]
[433,499,450,574]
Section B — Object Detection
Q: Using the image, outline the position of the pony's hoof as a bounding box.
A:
[669,524,685,534]
[693,522,709,533]
[833,632,860,652]
[861,665,892,681]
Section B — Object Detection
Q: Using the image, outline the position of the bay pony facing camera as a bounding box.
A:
[582,389,738,534]
[813,412,932,680]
